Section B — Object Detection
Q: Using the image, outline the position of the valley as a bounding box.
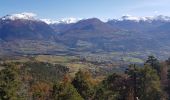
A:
[1,14,170,64]
[1,0,170,99]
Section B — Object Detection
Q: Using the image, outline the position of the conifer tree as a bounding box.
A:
[52,75,83,100]
[145,56,161,75]
[127,64,162,100]
[72,70,95,100]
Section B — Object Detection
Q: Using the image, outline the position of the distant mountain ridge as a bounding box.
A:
[2,12,170,25]
[0,19,55,40]
[1,12,170,60]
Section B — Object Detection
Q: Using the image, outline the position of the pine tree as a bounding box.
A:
[72,70,94,100]
[94,73,128,100]
[52,75,83,100]
[166,57,170,95]
[127,64,162,100]
[145,56,161,75]
[52,83,83,100]
[166,68,170,100]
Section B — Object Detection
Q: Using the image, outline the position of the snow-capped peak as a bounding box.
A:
[41,18,81,24]
[118,14,170,22]
[57,18,81,24]
[1,12,37,21]
[153,15,170,21]
[119,14,152,22]
[0,12,81,24]
[40,19,58,24]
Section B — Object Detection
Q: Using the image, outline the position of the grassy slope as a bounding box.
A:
[0,55,123,77]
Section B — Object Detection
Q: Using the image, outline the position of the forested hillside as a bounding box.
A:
[0,56,170,100]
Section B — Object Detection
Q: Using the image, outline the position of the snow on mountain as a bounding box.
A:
[1,12,170,24]
[42,15,170,24]
[153,15,170,21]
[57,18,81,24]
[0,12,81,24]
[1,12,37,21]
[41,18,81,24]
[123,15,146,21]
[40,19,58,24]
[117,14,170,22]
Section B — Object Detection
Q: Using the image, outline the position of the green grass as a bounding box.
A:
[122,57,144,63]
[35,55,78,64]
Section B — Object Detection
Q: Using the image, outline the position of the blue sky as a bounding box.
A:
[0,0,170,20]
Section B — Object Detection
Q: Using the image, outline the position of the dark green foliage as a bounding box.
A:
[166,59,170,100]
[52,81,83,100]
[127,64,162,100]
[168,70,170,80]
[72,70,94,100]
[94,73,127,100]
[23,62,69,82]
[145,56,161,75]
[0,63,21,100]
[167,69,170,100]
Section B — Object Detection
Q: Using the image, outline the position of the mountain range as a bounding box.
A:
[1,12,170,61]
